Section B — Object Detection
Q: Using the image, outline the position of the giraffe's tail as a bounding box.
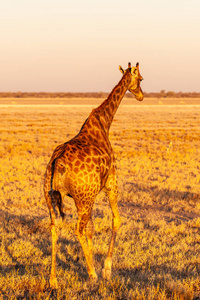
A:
[44,158,66,221]
[48,189,66,220]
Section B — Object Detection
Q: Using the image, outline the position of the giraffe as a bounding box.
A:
[44,62,144,289]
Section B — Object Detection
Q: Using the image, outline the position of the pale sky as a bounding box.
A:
[0,0,200,93]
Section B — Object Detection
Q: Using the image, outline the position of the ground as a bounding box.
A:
[0,98,199,299]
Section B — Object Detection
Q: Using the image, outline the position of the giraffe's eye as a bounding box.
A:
[58,163,66,175]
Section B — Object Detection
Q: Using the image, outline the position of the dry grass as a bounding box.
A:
[0,98,200,299]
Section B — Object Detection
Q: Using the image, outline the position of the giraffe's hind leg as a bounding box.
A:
[44,168,61,290]
[44,186,58,290]
[102,168,121,280]
[50,220,58,289]
[86,216,96,277]
[75,210,97,281]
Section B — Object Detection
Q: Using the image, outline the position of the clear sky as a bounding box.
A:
[0,0,200,93]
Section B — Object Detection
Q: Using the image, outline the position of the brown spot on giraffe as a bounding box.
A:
[86,157,91,163]
[44,62,144,289]
[74,160,81,167]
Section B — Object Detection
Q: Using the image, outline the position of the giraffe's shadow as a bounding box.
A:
[58,236,88,280]
[0,207,111,284]
[0,211,88,280]
[0,211,49,277]
[119,181,200,223]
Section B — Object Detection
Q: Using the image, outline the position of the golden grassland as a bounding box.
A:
[0,98,200,299]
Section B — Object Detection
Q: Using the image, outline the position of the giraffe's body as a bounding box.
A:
[44,62,144,289]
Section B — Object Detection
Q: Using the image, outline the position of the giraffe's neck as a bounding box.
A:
[92,72,131,134]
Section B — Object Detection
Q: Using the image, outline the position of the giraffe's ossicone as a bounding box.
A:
[44,62,144,289]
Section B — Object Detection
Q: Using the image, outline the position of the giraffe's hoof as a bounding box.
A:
[102,267,112,280]
[89,271,98,283]
[50,276,58,290]
[102,257,112,280]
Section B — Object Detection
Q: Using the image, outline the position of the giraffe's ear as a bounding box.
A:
[136,62,144,81]
[119,65,124,74]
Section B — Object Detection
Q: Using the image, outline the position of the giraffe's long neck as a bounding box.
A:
[92,72,131,134]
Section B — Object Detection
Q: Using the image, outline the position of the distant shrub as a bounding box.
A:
[0,91,200,98]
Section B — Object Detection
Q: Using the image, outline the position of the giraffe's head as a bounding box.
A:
[119,62,144,101]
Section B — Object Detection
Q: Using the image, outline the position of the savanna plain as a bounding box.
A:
[0,98,200,300]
